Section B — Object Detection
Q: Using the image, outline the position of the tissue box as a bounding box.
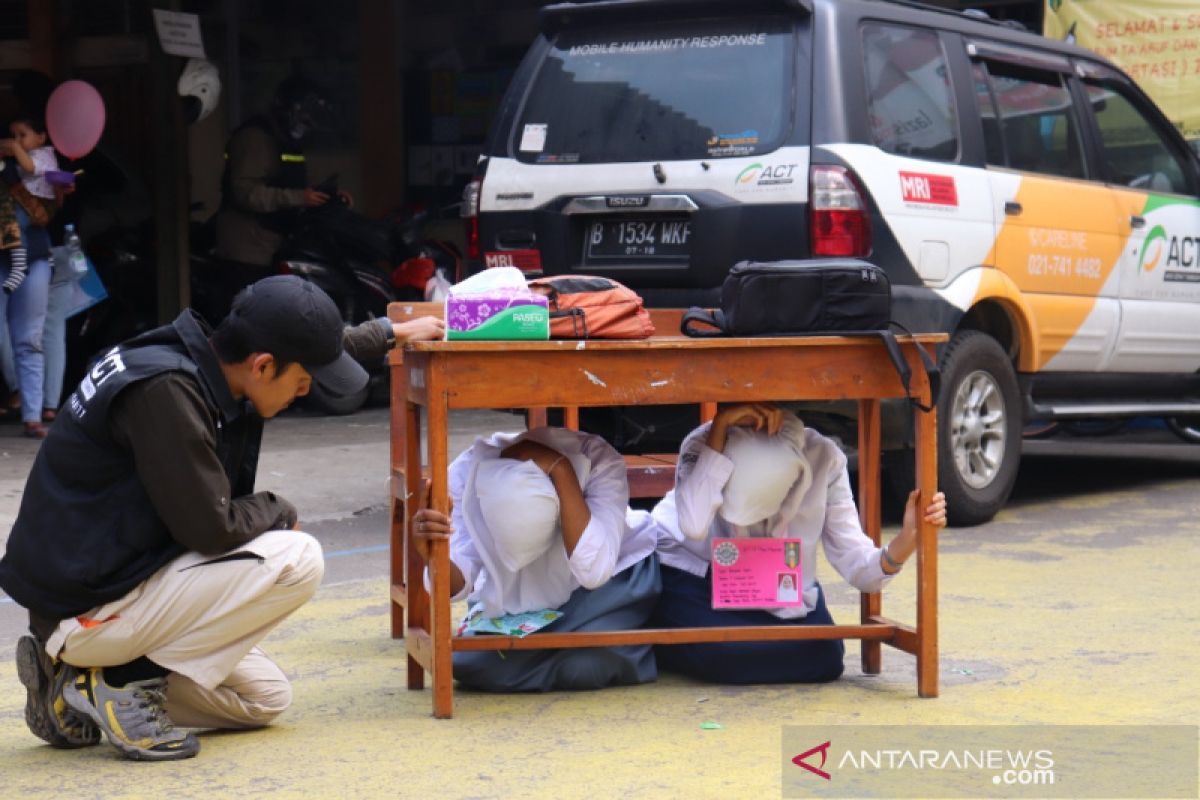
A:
[446,290,549,340]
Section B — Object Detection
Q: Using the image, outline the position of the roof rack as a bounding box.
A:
[540,0,812,34]
[873,0,1028,32]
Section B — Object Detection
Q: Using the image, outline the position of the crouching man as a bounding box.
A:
[0,275,442,760]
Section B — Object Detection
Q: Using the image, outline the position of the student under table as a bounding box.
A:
[386,306,944,718]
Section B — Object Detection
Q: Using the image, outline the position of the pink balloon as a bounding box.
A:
[46,80,106,160]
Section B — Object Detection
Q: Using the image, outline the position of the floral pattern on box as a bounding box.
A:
[446,290,548,332]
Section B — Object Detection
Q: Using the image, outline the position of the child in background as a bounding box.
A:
[1,117,58,294]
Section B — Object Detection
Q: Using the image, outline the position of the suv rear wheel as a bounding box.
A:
[885,330,1021,526]
[938,330,1021,525]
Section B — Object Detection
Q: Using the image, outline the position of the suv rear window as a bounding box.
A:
[514,17,798,164]
[862,23,959,161]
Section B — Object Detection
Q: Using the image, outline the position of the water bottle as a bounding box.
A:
[64,223,88,279]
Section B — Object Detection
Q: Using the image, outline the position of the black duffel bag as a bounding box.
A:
[681,259,939,410]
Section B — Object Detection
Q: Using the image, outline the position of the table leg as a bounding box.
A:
[858,399,883,675]
[405,400,426,690]
[390,358,407,640]
[390,497,404,639]
[915,402,939,698]
[427,368,454,718]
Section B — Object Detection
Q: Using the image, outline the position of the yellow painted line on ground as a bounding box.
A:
[2,493,1198,798]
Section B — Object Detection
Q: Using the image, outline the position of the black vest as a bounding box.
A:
[0,311,262,620]
[220,115,308,233]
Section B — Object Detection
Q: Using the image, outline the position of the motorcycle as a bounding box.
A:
[192,180,460,414]
[67,173,460,416]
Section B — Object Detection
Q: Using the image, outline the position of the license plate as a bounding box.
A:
[584,218,692,261]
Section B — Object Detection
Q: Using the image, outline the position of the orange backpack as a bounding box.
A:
[527,275,655,339]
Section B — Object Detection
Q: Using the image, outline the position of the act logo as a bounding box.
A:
[1138,224,1168,272]
[734,162,799,188]
[792,740,833,780]
[735,163,763,185]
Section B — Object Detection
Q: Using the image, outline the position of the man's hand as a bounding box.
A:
[393,316,444,344]
[707,402,784,452]
[411,508,453,562]
[302,188,330,208]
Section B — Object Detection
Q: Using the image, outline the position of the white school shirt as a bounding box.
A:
[651,422,894,619]
[427,427,657,617]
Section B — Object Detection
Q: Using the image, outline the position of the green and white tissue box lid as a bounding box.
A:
[445,266,549,340]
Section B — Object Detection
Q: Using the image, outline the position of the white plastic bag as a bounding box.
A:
[424,267,452,302]
[446,265,526,296]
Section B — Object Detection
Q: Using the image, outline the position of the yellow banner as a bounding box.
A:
[1044,0,1200,140]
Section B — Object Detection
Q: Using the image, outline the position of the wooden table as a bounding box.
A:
[388,332,944,718]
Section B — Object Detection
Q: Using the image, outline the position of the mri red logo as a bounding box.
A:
[792,740,833,780]
[899,171,959,206]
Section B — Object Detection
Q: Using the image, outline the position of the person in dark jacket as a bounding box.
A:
[207,76,349,324]
[215,75,344,275]
[0,274,442,761]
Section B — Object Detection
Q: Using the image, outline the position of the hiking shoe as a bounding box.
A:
[64,668,199,761]
[15,635,101,748]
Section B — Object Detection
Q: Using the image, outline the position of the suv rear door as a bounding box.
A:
[824,21,995,291]
[479,3,812,304]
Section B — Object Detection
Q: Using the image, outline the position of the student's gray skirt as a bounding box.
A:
[453,553,661,692]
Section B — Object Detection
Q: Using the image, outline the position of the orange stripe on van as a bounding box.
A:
[980,177,1131,368]
[76,614,119,629]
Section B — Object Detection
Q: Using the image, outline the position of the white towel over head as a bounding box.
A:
[719,415,812,526]
[469,458,560,571]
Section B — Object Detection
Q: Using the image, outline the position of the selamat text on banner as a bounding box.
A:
[1044,0,1200,141]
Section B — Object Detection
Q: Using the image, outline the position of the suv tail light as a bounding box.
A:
[810,165,871,257]
[461,177,482,260]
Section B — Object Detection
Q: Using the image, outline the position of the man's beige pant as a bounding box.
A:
[46,530,324,730]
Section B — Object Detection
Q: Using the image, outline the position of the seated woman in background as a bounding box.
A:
[412,426,661,692]
[649,403,946,684]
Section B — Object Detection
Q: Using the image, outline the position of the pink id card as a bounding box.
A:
[711,538,804,609]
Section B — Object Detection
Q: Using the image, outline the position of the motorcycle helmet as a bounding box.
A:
[178,58,220,124]
[271,74,332,143]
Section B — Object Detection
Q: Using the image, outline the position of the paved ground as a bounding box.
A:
[0,411,1197,798]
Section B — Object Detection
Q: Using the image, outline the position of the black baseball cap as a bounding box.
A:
[225,275,368,396]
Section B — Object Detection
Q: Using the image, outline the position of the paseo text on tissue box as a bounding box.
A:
[445,289,549,340]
